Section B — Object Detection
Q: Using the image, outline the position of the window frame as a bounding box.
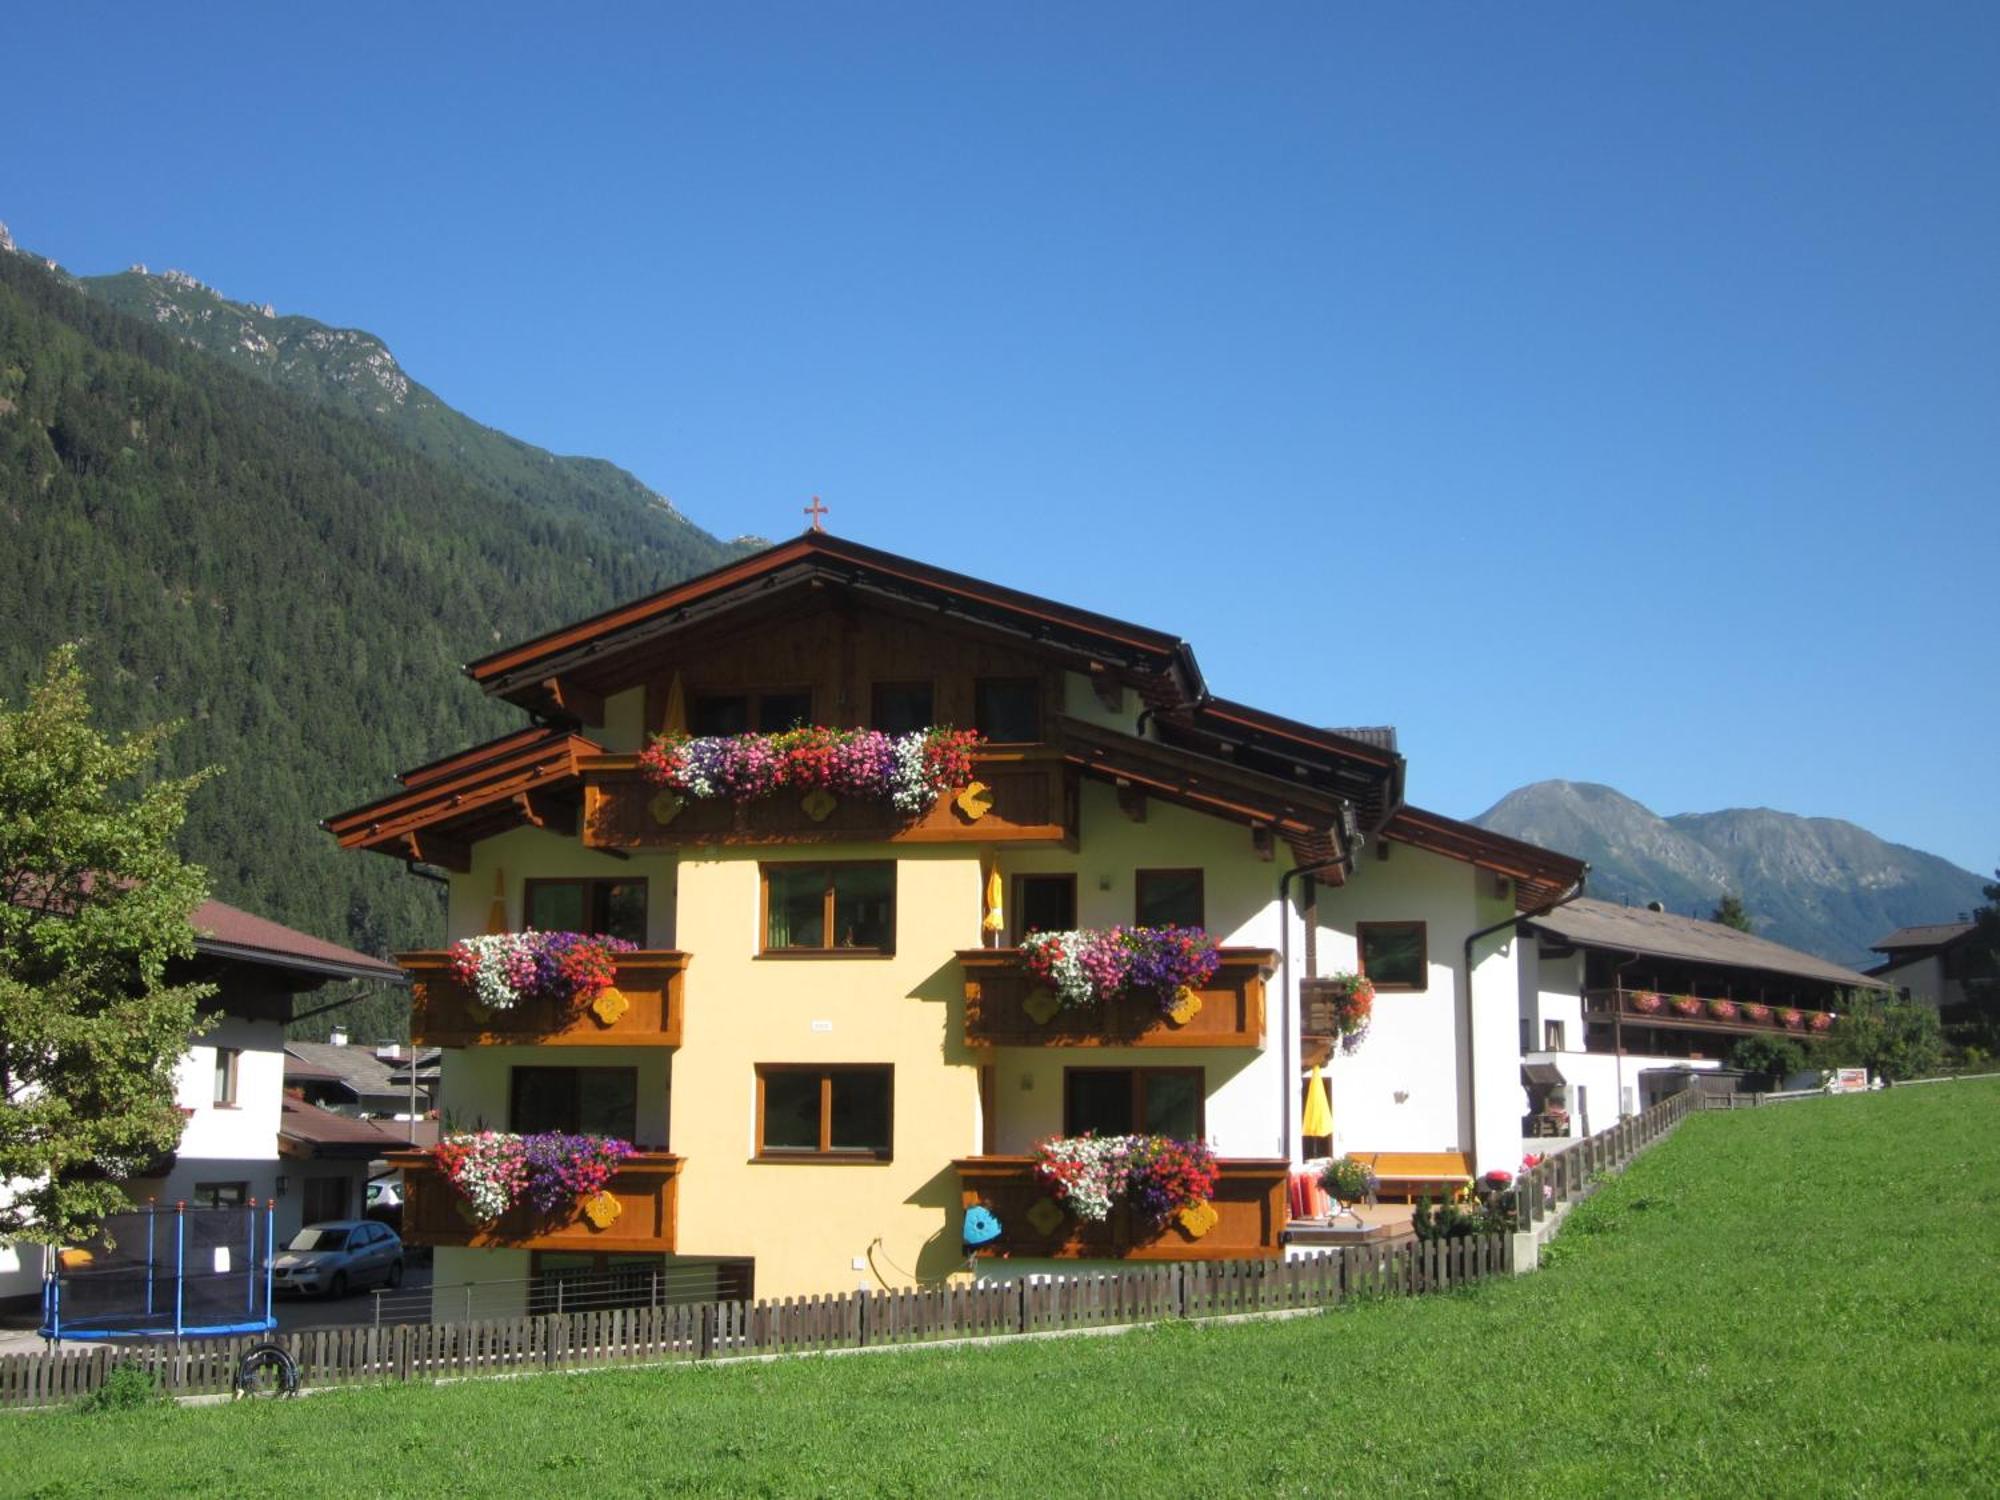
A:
[212,1046,241,1108]
[753,1064,895,1163]
[689,687,817,735]
[1358,920,1429,992]
[194,1181,248,1209]
[1061,1066,1205,1140]
[1134,868,1206,930]
[1543,1019,1566,1051]
[869,679,935,734]
[522,877,649,944]
[758,861,896,957]
[973,675,1043,744]
[1011,872,1078,946]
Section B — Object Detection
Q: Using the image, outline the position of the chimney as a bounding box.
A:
[375,1042,403,1061]
[329,1026,348,1047]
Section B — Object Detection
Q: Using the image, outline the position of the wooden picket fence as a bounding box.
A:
[0,1235,1512,1409]
[3,1090,1702,1410]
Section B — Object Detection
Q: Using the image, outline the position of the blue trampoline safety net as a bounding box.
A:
[42,1203,277,1340]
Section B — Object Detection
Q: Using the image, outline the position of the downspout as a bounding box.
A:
[1461,870,1588,1167]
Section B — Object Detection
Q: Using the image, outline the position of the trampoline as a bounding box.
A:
[40,1201,277,1342]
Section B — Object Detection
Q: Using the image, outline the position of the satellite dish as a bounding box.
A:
[961,1205,1002,1249]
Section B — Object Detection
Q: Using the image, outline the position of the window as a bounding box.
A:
[194,1182,247,1209]
[870,681,934,735]
[974,677,1041,743]
[1135,869,1204,929]
[303,1176,348,1223]
[524,878,647,944]
[690,689,814,736]
[1543,1020,1566,1051]
[762,863,894,954]
[1063,1068,1203,1140]
[1013,873,1076,943]
[212,1047,240,1107]
[510,1067,640,1141]
[755,1066,893,1160]
[1359,922,1427,991]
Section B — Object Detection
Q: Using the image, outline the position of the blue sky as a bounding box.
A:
[5,4,1995,875]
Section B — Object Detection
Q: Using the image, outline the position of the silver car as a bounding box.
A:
[268,1219,404,1298]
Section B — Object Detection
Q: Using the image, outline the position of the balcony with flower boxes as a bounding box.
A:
[401,949,691,1048]
[954,1156,1289,1260]
[958,947,1276,1049]
[579,746,1077,851]
[389,1149,684,1254]
[1582,988,1837,1041]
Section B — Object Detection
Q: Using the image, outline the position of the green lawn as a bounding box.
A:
[7,1082,1998,1497]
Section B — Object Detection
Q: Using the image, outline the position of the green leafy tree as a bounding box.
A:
[1815,989,1944,1083]
[0,647,215,1248]
[1711,893,1753,932]
[1728,1033,1806,1084]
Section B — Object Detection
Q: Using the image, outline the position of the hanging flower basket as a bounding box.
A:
[1807,1010,1834,1033]
[1778,1008,1806,1030]
[637,725,981,817]
[445,931,637,1013]
[1017,926,1221,1018]
[1741,1002,1774,1024]
[1669,995,1704,1018]
[1318,972,1374,1054]
[1629,991,1665,1015]
[1706,998,1739,1021]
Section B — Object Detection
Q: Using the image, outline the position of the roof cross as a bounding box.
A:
[803,495,828,533]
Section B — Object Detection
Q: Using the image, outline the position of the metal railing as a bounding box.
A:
[363,1263,741,1328]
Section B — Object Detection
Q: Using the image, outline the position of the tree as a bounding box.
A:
[1815,989,1944,1082]
[0,647,216,1248]
[1942,868,2000,1058]
[1711,893,1753,932]
[1728,1033,1806,1085]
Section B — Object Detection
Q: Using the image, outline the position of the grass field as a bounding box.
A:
[6,1081,1997,1497]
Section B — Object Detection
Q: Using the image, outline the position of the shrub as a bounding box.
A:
[76,1363,165,1413]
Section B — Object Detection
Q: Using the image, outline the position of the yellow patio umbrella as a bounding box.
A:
[981,867,1006,941]
[660,670,688,735]
[1301,1064,1333,1137]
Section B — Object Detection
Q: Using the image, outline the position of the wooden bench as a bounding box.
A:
[1352,1151,1475,1202]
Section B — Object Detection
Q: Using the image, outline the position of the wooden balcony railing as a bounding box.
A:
[579,747,1077,851]
[954,1156,1288,1261]
[389,1150,683,1254]
[958,947,1276,1048]
[401,950,690,1048]
[1583,988,1836,1040]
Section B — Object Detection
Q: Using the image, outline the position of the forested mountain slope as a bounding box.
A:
[0,244,738,1036]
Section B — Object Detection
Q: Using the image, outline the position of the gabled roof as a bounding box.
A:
[1526,897,1887,991]
[191,899,405,985]
[285,1043,440,1102]
[1384,806,1587,912]
[464,532,1206,711]
[1870,921,1977,954]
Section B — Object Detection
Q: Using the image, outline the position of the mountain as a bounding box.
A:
[0,229,742,1038]
[1472,780,1989,967]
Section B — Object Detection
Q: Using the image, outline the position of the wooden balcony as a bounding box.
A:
[401,950,690,1048]
[579,747,1077,851]
[955,1156,1287,1261]
[958,947,1276,1048]
[389,1150,683,1254]
[1583,988,1835,1041]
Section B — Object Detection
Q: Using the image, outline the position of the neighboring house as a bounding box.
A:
[1519,897,1889,1135]
[1867,921,1982,1011]
[326,532,1583,1310]
[0,899,406,1311]
[284,1036,440,1118]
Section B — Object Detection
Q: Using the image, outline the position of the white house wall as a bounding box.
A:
[1315,843,1524,1175]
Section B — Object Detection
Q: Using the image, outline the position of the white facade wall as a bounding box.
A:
[1314,843,1525,1174]
[1876,953,1958,1010]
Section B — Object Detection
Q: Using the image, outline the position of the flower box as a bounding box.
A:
[390,1148,683,1253]
[959,948,1274,1048]
[402,949,690,1048]
[953,1156,1288,1260]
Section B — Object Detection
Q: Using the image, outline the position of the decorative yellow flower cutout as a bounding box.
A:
[954,781,994,821]
[648,790,683,826]
[1165,987,1204,1026]
[1023,991,1063,1025]
[582,1191,623,1230]
[1177,1200,1220,1239]
[590,987,630,1026]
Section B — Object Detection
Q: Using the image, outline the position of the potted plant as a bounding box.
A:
[1741,1002,1774,1024]
[1317,1155,1378,1206]
[1669,994,1704,1018]
[1778,1007,1805,1030]
[1707,997,1740,1021]
[638,724,981,816]
[1629,991,1665,1015]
